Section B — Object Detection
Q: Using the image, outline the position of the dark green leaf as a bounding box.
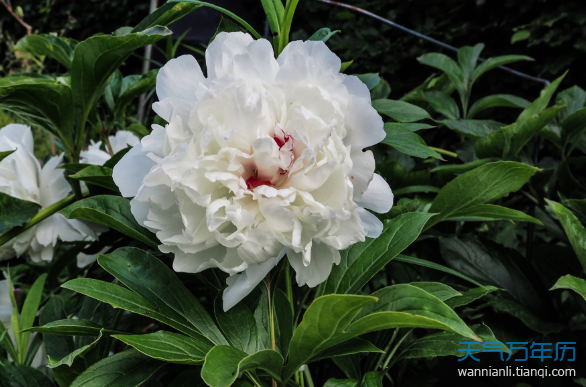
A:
[468,94,530,119]
[394,255,485,287]
[132,2,202,32]
[417,53,465,93]
[444,286,499,308]
[309,338,383,362]
[546,199,586,272]
[382,124,443,160]
[60,195,158,249]
[69,166,118,192]
[38,296,75,362]
[430,158,498,174]
[0,149,15,162]
[355,73,381,90]
[14,34,74,69]
[48,330,104,369]
[383,123,433,132]
[69,349,165,387]
[98,247,227,345]
[18,274,46,363]
[324,379,358,387]
[21,319,123,336]
[409,282,461,301]
[447,204,542,224]
[103,146,132,169]
[113,331,212,365]
[372,99,431,122]
[209,17,246,45]
[516,73,565,126]
[393,185,440,196]
[473,55,533,83]
[214,295,259,354]
[316,212,435,296]
[550,275,586,301]
[359,372,382,387]
[382,200,420,220]
[273,288,293,357]
[201,346,283,387]
[488,295,563,334]
[561,107,586,148]
[440,119,502,140]
[424,91,460,119]
[556,85,586,121]
[124,123,150,140]
[114,69,158,115]
[0,363,56,387]
[308,28,340,42]
[0,192,41,234]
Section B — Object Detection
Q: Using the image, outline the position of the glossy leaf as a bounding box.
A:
[546,200,586,272]
[201,346,283,387]
[444,286,499,308]
[359,372,383,387]
[69,166,118,192]
[372,99,431,122]
[447,204,542,224]
[114,69,158,115]
[356,74,381,91]
[316,212,435,296]
[214,295,259,354]
[98,247,227,345]
[0,192,41,234]
[60,195,158,249]
[468,94,530,119]
[426,161,538,228]
[551,275,586,301]
[21,319,123,336]
[382,124,443,160]
[410,282,461,301]
[48,330,104,369]
[440,119,502,140]
[69,349,165,387]
[113,331,212,365]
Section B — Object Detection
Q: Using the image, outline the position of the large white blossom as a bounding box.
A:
[80,130,140,166]
[113,32,393,310]
[0,124,101,262]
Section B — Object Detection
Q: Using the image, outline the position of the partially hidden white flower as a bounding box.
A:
[80,130,140,166]
[0,124,102,263]
[113,32,394,311]
[0,279,46,367]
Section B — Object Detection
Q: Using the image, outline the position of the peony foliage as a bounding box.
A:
[1,1,586,386]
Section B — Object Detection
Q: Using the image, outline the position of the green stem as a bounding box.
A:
[285,260,294,314]
[267,274,277,387]
[101,309,123,358]
[303,365,315,387]
[429,146,458,158]
[383,329,413,371]
[375,328,399,370]
[0,193,79,247]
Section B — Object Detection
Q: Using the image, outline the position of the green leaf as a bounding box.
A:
[561,107,586,149]
[308,27,340,42]
[382,124,443,159]
[60,195,158,249]
[458,44,484,80]
[447,204,542,224]
[98,247,227,345]
[132,2,202,32]
[114,69,158,115]
[359,372,382,387]
[214,295,259,354]
[424,91,460,119]
[410,282,461,301]
[511,30,530,44]
[550,275,586,301]
[394,255,484,287]
[516,73,565,127]
[62,278,209,341]
[556,85,586,121]
[383,123,433,132]
[417,53,465,93]
[325,379,358,387]
[21,319,123,336]
[48,330,104,369]
[393,185,440,196]
[562,198,586,219]
[506,105,564,157]
[0,81,75,151]
[201,347,283,387]
[209,17,246,44]
[284,295,377,380]
[276,0,300,54]
[14,34,74,68]
[382,200,420,220]
[69,166,118,192]
[355,74,381,91]
[473,55,533,83]
[59,163,93,173]
[349,284,481,342]
[316,212,435,296]
[17,273,46,363]
[0,149,15,162]
[260,0,282,35]
[38,296,75,363]
[426,161,538,228]
[397,323,508,361]
[372,99,431,122]
[444,286,499,308]
[370,79,391,100]
[468,94,530,119]
[430,158,498,174]
[440,119,502,140]
[309,338,383,362]
[0,363,56,387]
[113,331,212,365]
[0,192,41,234]
[69,349,165,387]
[125,123,150,139]
[488,295,563,334]
[169,1,262,39]
[273,288,293,357]
[72,26,171,130]
[546,200,586,273]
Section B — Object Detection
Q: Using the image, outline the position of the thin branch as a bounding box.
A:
[0,0,33,35]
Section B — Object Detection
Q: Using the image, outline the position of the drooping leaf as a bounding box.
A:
[21,319,123,337]
[447,204,542,224]
[473,55,533,83]
[69,349,165,387]
[132,2,202,32]
[372,99,431,122]
[14,34,74,69]
[308,27,340,42]
[382,124,443,159]
[60,195,158,249]
[316,212,435,296]
[468,94,530,119]
[0,192,41,234]
[424,91,460,119]
[550,275,586,301]
[430,158,498,174]
[444,286,499,308]
[201,346,283,387]
[546,200,586,272]
[426,161,538,228]
[309,338,383,363]
[409,282,461,301]
[113,331,212,365]
[48,330,104,369]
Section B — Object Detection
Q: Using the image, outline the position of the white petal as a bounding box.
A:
[357,207,383,238]
[109,130,140,154]
[287,242,340,288]
[112,143,156,197]
[39,154,70,207]
[222,250,284,311]
[156,55,205,101]
[342,74,371,102]
[356,174,394,213]
[344,95,385,150]
[350,150,376,201]
[206,32,255,80]
[0,124,34,153]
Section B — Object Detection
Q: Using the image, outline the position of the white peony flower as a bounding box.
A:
[0,124,102,262]
[0,279,46,367]
[113,32,393,310]
[80,130,140,166]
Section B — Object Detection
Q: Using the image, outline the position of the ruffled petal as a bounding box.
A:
[156,55,206,101]
[287,242,340,288]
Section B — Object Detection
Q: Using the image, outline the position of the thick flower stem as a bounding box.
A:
[0,193,79,247]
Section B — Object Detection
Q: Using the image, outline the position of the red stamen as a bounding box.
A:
[273,135,285,148]
[246,176,273,189]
